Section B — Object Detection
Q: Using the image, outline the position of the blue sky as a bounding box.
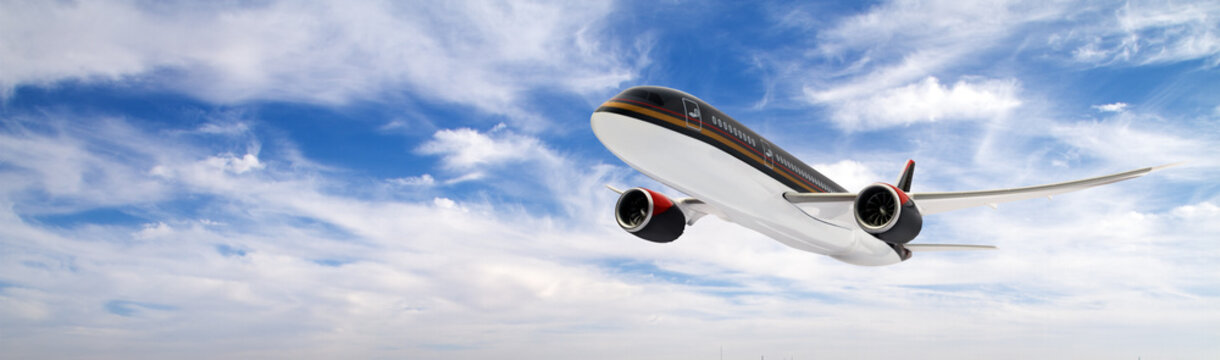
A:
[1,0,1218,358]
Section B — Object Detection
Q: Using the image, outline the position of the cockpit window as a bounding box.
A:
[624,88,665,107]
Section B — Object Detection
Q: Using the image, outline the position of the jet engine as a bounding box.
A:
[615,187,685,243]
[854,183,922,244]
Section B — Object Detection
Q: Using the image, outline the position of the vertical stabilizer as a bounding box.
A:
[896,160,915,192]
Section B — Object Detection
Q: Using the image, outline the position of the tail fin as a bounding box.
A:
[895,159,915,192]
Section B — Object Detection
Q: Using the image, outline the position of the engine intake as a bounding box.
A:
[854,183,923,244]
[615,188,685,243]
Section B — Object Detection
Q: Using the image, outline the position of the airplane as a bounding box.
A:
[590,86,1174,266]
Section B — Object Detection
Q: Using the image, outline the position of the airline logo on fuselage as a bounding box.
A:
[682,98,702,131]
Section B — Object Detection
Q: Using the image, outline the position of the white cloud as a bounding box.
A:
[1092,102,1129,112]
[1,110,1217,359]
[801,50,963,107]
[1049,116,1217,169]
[442,172,487,185]
[0,1,643,123]
[196,122,251,136]
[1171,201,1220,219]
[812,0,1061,58]
[417,127,556,171]
[2,1,1219,357]
[0,119,171,209]
[817,76,1022,130]
[389,174,436,187]
[813,159,883,192]
[782,0,1055,130]
[413,125,629,218]
[1065,1,1220,66]
[205,153,264,174]
[133,222,173,240]
[778,0,1217,134]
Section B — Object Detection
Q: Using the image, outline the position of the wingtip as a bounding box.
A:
[1150,162,1185,171]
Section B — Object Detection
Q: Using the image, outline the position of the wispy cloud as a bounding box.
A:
[775,0,1220,132]
[388,174,437,187]
[417,126,556,172]
[778,0,1067,130]
[2,0,1218,358]
[813,76,1022,130]
[1060,1,1220,66]
[0,1,645,125]
[1047,117,1218,175]
[412,125,605,210]
[1092,102,1129,112]
[0,118,173,211]
[3,98,1215,359]
[0,113,729,357]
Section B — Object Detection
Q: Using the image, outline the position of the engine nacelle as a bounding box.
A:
[615,187,686,243]
[854,183,923,244]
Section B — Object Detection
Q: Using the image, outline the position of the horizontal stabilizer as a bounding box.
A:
[906,244,997,252]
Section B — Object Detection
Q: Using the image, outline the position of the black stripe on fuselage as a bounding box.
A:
[595,86,846,194]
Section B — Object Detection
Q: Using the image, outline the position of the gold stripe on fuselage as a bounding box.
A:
[598,101,820,193]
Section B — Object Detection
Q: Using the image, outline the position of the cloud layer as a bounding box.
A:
[779,0,1220,131]
[2,114,1214,359]
[1,0,1218,359]
[0,0,643,123]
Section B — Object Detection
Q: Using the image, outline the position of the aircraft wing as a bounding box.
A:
[909,163,1176,214]
[783,163,1176,225]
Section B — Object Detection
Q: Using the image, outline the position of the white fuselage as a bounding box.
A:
[591,103,902,266]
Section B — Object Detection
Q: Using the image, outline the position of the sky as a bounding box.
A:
[1,0,1218,359]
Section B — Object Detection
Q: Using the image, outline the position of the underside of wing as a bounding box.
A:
[910,163,1177,215]
[782,192,857,228]
[676,197,725,225]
